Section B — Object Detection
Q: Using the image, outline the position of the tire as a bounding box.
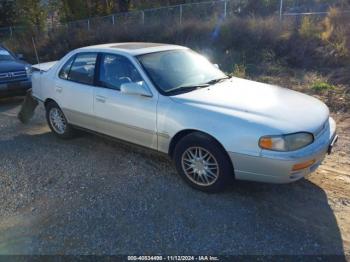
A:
[45,101,76,139]
[173,132,234,193]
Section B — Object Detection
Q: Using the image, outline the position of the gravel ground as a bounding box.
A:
[0,97,349,256]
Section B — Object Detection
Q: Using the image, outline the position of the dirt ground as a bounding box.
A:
[309,112,350,253]
[0,97,349,256]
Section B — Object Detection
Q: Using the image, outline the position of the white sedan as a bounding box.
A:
[31,43,338,192]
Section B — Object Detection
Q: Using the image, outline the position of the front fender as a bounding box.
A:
[157,96,276,156]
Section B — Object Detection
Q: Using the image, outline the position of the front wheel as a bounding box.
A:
[173,132,234,193]
[45,101,76,139]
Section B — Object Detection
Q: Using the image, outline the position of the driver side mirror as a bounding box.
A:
[120,82,152,97]
[213,64,220,69]
[17,53,24,60]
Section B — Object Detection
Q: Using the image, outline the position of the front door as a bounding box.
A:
[93,53,158,149]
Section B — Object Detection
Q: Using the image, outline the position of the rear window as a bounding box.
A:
[59,53,97,85]
[0,48,15,61]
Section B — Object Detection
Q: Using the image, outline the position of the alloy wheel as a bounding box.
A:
[181,146,219,186]
[49,108,67,135]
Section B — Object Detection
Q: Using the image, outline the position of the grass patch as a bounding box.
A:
[311,81,335,92]
[230,64,247,78]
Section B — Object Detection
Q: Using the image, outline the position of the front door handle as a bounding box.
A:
[55,86,63,93]
[96,95,106,103]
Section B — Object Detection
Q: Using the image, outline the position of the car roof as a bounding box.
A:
[78,42,187,56]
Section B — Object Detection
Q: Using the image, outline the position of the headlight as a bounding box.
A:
[25,66,33,77]
[259,132,314,151]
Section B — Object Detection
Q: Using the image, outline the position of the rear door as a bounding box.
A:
[55,52,98,131]
[93,53,158,149]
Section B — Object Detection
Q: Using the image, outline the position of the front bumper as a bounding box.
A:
[0,80,32,98]
[229,117,337,184]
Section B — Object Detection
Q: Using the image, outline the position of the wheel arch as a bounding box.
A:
[168,129,234,170]
[169,129,235,180]
[44,98,58,109]
[168,129,198,158]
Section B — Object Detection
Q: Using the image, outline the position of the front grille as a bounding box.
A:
[0,70,28,83]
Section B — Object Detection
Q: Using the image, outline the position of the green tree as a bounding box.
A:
[16,0,47,30]
[118,0,132,12]
[60,0,89,21]
[46,0,63,27]
[242,0,280,16]
[59,0,116,22]
[47,0,62,15]
[86,0,115,16]
[130,0,206,10]
[0,0,17,27]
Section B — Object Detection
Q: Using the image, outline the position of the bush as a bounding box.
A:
[299,16,321,39]
[5,15,286,69]
[231,64,247,78]
[321,7,350,62]
[4,12,349,74]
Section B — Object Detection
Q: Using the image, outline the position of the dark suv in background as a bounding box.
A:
[0,45,32,98]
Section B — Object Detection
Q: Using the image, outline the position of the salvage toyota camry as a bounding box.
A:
[31,43,338,192]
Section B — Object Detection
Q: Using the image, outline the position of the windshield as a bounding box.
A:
[0,48,15,61]
[137,49,227,95]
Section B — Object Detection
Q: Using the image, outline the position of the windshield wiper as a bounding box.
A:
[165,76,229,95]
[165,83,210,95]
[204,76,230,85]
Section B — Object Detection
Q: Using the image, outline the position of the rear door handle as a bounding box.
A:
[55,86,63,93]
[96,95,106,103]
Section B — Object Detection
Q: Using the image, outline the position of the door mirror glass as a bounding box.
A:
[213,64,219,69]
[120,81,152,97]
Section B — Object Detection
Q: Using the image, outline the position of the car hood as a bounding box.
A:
[170,77,329,134]
[0,60,28,73]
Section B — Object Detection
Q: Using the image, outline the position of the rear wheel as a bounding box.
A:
[45,101,76,139]
[173,132,234,193]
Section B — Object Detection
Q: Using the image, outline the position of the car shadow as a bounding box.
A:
[226,179,345,255]
[0,97,23,112]
[0,131,346,256]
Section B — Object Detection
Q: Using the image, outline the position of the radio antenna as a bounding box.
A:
[31,37,41,70]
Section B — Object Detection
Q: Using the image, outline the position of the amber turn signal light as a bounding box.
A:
[292,159,316,171]
[259,137,273,149]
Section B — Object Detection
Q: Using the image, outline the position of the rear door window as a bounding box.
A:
[62,53,97,85]
[59,56,75,80]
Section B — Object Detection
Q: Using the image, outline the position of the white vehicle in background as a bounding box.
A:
[31,43,338,192]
